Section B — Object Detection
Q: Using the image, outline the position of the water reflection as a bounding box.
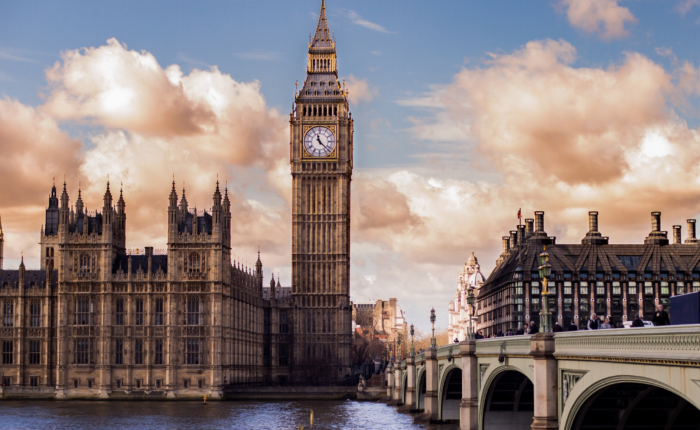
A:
[0,400,459,430]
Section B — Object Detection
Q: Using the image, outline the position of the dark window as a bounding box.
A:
[29,340,40,364]
[279,344,289,366]
[155,340,163,365]
[596,272,604,279]
[155,379,162,389]
[595,298,606,313]
[198,379,204,389]
[531,272,539,279]
[136,379,141,389]
[564,272,572,279]
[30,377,38,387]
[3,301,13,327]
[618,256,641,270]
[645,272,652,279]
[564,298,573,312]
[30,301,41,327]
[264,309,271,334]
[2,340,13,364]
[155,298,164,326]
[580,272,588,279]
[115,298,124,325]
[116,379,121,389]
[183,380,189,389]
[134,339,143,365]
[629,273,636,279]
[613,299,622,312]
[279,311,289,334]
[135,298,144,326]
[115,339,123,365]
[185,339,201,365]
[660,272,668,279]
[74,297,93,325]
[75,338,92,364]
[186,297,202,326]
[580,302,589,312]
[612,272,620,279]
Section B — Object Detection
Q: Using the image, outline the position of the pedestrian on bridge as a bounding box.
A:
[653,304,670,326]
[528,321,539,334]
[568,321,578,331]
[632,314,645,327]
[587,313,600,330]
[600,317,612,329]
[553,323,564,332]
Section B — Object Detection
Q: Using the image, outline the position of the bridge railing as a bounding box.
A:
[475,335,532,357]
[554,325,700,364]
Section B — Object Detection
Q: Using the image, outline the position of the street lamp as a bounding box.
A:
[397,336,402,361]
[389,344,393,362]
[430,307,436,349]
[538,246,553,333]
[410,324,415,355]
[467,287,476,340]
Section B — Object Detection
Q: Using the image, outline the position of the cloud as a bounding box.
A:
[677,0,700,15]
[352,38,700,329]
[346,10,392,33]
[345,75,377,104]
[1,39,291,274]
[559,0,637,40]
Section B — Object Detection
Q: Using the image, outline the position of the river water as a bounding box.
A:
[0,400,460,430]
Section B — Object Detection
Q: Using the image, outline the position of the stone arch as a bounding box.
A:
[563,375,700,430]
[438,363,462,422]
[401,371,408,405]
[415,367,426,411]
[479,366,534,430]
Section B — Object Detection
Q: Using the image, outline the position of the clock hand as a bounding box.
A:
[316,136,330,150]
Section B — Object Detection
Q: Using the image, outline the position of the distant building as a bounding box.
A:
[478,211,700,336]
[447,252,485,341]
[352,299,407,351]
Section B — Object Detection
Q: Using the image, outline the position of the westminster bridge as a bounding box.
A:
[385,326,700,430]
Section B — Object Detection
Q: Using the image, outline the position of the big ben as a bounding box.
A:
[290,0,353,380]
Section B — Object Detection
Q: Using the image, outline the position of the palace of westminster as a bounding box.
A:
[0,1,354,397]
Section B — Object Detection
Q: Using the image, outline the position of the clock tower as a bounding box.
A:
[290,0,353,379]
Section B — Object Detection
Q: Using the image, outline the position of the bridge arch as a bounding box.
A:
[479,366,534,430]
[563,375,700,430]
[401,370,408,405]
[437,363,462,422]
[415,367,426,411]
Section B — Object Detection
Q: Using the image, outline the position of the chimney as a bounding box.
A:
[535,211,545,233]
[502,236,510,253]
[588,211,599,234]
[686,220,698,244]
[510,231,518,249]
[651,212,661,232]
[525,219,534,238]
[517,225,525,246]
[673,225,682,244]
[549,236,556,245]
[644,211,669,245]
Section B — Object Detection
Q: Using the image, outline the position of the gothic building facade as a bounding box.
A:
[0,181,295,398]
[0,0,353,397]
[477,211,700,336]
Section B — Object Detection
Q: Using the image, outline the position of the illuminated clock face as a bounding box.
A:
[304,126,336,157]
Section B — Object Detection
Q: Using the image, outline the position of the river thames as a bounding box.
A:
[0,400,460,429]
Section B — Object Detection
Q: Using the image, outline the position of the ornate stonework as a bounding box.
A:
[448,252,485,341]
[290,0,354,380]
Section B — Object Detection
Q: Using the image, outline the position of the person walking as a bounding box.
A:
[506,329,514,336]
[568,321,578,331]
[515,326,525,335]
[652,304,670,326]
[529,321,539,334]
[600,316,612,329]
[553,323,564,332]
[631,314,645,327]
[587,313,600,330]
[475,330,484,340]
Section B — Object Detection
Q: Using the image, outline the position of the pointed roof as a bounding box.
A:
[310,0,332,50]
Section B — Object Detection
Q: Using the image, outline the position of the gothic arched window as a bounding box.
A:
[189,253,200,273]
[79,254,91,273]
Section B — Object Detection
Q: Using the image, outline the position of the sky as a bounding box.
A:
[2,0,700,331]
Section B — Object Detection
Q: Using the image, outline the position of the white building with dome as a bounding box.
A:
[448,252,485,341]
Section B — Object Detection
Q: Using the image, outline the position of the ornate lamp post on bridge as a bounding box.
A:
[467,287,476,340]
[430,307,437,349]
[410,324,415,355]
[397,335,402,361]
[538,247,553,333]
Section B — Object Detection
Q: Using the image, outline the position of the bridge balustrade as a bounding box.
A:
[386,326,700,430]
